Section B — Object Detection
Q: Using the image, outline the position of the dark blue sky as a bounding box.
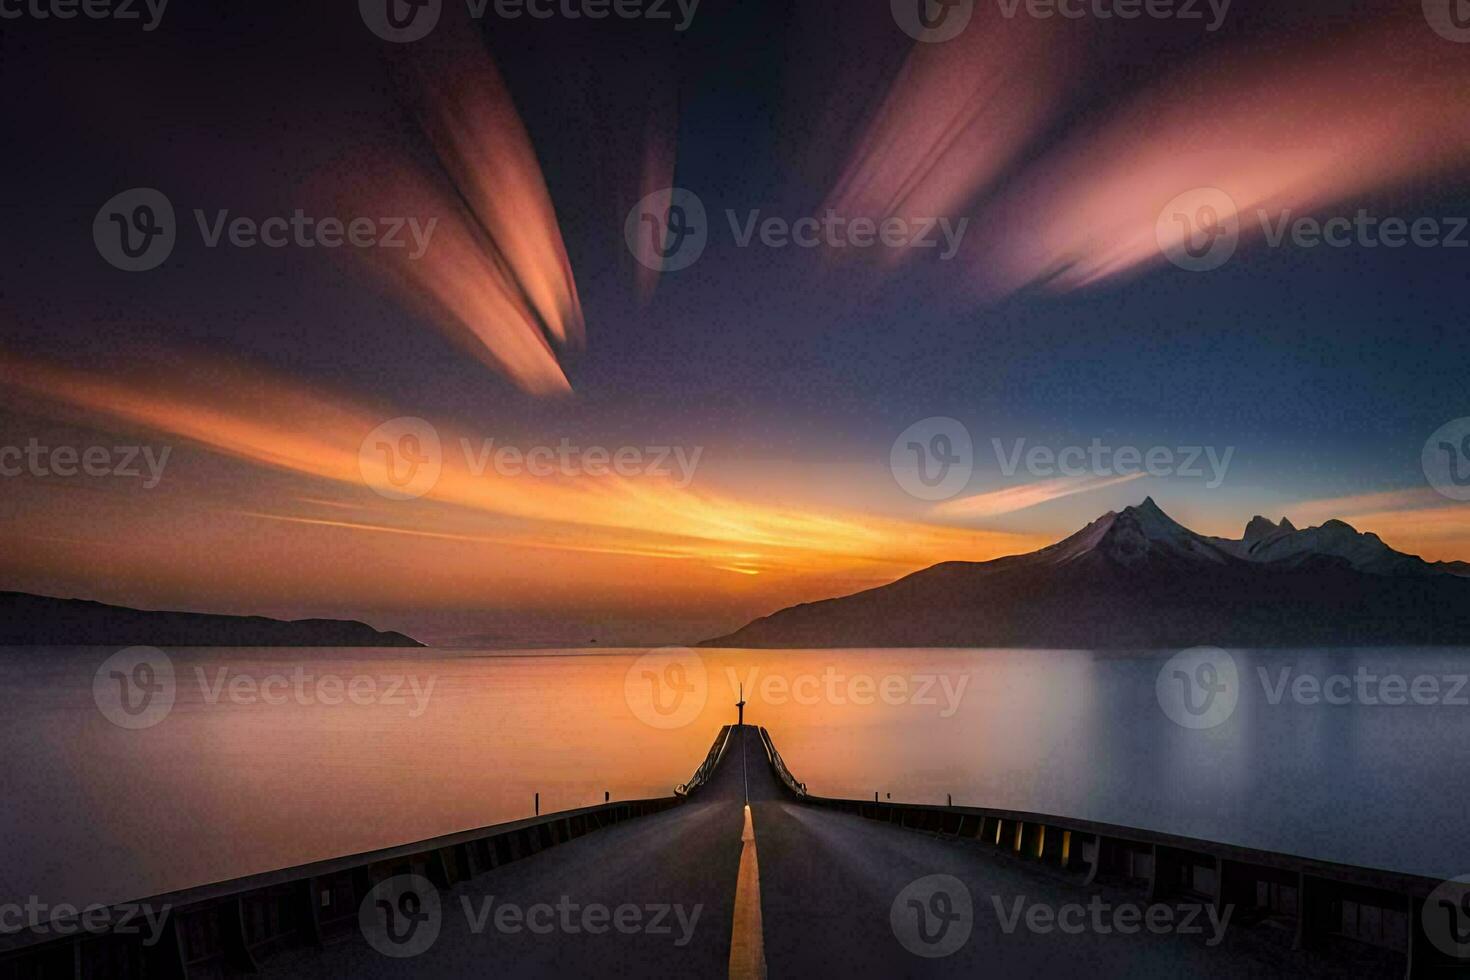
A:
[2,0,1468,639]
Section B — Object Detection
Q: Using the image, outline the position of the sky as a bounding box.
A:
[1,0,1469,645]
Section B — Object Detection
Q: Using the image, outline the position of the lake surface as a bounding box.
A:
[2,645,1467,909]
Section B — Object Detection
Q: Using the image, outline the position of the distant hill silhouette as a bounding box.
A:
[702,498,1470,648]
[0,592,423,647]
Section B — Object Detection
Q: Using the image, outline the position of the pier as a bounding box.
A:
[0,724,1460,978]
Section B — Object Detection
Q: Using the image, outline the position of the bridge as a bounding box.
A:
[1,724,1462,978]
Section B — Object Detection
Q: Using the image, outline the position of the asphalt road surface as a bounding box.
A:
[263,726,1400,978]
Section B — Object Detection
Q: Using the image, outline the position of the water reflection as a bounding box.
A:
[2,645,1467,911]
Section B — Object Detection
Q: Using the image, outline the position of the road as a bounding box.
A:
[263,725,1398,978]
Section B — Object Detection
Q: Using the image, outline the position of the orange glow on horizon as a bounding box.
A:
[0,351,1047,620]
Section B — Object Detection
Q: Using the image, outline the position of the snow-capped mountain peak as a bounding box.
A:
[1219,513,1434,576]
[1036,497,1231,568]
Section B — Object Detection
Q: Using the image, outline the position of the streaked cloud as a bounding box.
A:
[933,472,1145,520]
[327,34,583,394]
[967,15,1470,295]
[0,351,1047,601]
[821,11,1075,266]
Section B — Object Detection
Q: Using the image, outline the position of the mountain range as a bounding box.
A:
[701,498,1470,648]
[0,592,422,647]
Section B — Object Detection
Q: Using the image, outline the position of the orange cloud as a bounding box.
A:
[823,10,1075,261]
[968,15,1470,294]
[323,34,583,395]
[1287,488,1470,562]
[409,35,584,352]
[933,473,1145,520]
[0,351,1043,599]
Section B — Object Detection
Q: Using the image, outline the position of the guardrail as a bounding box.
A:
[1,729,735,979]
[755,726,1464,979]
[677,724,732,798]
[757,726,806,798]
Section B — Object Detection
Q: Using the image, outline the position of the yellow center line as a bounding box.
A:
[728,803,767,980]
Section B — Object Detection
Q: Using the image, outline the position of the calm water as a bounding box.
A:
[2,645,1468,909]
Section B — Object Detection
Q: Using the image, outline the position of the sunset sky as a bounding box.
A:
[2,0,1468,645]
